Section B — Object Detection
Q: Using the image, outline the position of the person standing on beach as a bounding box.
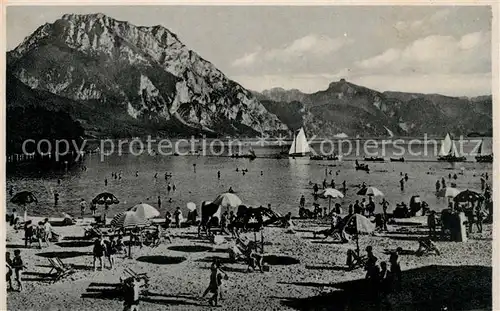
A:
[427,211,437,238]
[92,237,105,271]
[475,206,484,233]
[330,179,335,189]
[313,184,319,195]
[6,252,13,291]
[122,277,141,311]
[404,173,409,182]
[299,195,306,208]
[172,184,176,191]
[354,200,361,214]
[43,218,52,246]
[167,183,171,193]
[104,236,116,270]
[12,250,26,292]
[441,177,446,189]
[135,171,139,177]
[174,207,182,228]
[389,247,402,291]
[217,171,221,179]
[80,199,87,219]
[342,180,347,193]
[54,192,59,206]
[202,259,227,307]
[104,178,108,186]
[157,196,162,209]
[436,180,441,192]
[322,179,327,189]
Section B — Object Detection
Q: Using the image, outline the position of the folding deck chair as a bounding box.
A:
[346,249,367,271]
[122,268,150,293]
[415,237,441,256]
[48,258,75,283]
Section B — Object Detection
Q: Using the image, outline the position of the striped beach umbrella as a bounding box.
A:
[453,189,483,203]
[357,186,384,197]
[110,211,149,229]
[92,192,119,205]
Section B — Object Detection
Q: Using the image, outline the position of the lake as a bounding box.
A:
[6,140,492,218]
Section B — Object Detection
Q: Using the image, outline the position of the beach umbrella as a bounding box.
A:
[129,203,160,219]
[320,188,344,212]
[10,191,38,205]
[453,190,483,203]
[436,187,461,198]
[110,211,149,229]
[186,202,197,212]
[357,187,384,197]
[92,192,119,205]
[212,193,242,211]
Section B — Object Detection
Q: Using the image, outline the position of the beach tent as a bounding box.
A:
[128,203,160,219]
[201,201,222,225]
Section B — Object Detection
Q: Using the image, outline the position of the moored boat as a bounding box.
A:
[475,139,493,163]
[437,133,466,162]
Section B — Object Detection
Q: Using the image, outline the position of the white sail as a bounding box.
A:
[439,133,452,156]
[479,139,492,156]
[289,128,311,155]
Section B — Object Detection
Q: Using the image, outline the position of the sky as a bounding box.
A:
[7,5,493,96]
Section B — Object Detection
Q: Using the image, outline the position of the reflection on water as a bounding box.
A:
[6,144,492,218]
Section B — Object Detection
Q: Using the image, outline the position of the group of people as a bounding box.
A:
[23,218,53,248]
[92,234,127,271]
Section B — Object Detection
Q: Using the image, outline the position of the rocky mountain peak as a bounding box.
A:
[7,13,287,137]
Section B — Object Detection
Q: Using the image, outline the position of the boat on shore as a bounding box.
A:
[310,155,324,160]
[475,139,493,163]
[390,157,405,162]
[437,133,466,162]
[288,128,312,157]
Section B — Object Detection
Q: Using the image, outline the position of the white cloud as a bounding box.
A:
[231,34,353,68]
[394,8,451,34]
[353,31,490,75]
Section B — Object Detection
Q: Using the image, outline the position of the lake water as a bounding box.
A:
[6,140,492,218]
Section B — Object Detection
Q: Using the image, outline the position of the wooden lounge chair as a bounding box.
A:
[48,258,75,283]
[415,237,441,256]
[84,226,104,239]
[124,268,149,285]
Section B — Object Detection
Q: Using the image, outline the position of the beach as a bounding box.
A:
[6,212,492,311]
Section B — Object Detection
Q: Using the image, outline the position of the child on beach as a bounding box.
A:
[12,250,26,291]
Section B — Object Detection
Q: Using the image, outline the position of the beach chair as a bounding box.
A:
[124,268,149,286]
[48,258,75,283]
[84,226,103,239]
[346,249,367,270]
[415,237,441,256]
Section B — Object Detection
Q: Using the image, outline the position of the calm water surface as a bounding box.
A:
[6,142,492,218]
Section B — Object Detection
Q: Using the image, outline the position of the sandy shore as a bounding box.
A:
[6,214,492,311]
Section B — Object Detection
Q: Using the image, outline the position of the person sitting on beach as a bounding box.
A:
[12,250,26,292]
[228,187,235,193]
[93,237,105,271]
[6,252,13,291]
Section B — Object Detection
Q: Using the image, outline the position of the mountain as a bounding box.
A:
[258,79,492,137]
[7,13,287,138]
[260,87,308,103]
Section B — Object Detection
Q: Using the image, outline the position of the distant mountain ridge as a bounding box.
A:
[7,13,287,138]
[257,79,492,137]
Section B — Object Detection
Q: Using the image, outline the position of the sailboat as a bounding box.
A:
[437,133,466,162]
[289,128,312,157]
[475,139,493,163]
